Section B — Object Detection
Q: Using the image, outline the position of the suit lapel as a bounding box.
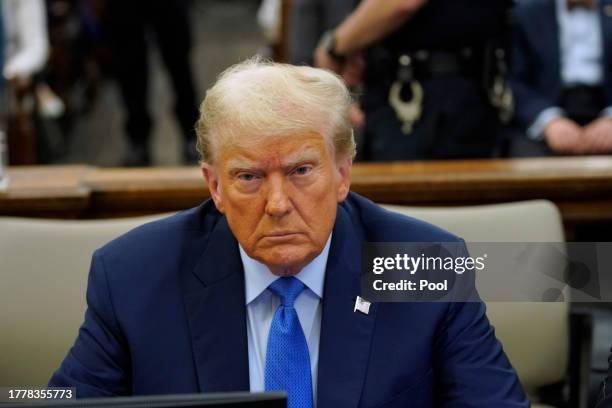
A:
[318,205,378,408]
[181,213,250,393]
[180,200,378,404]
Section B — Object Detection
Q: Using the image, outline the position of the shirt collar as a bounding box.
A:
[241,233,331,305]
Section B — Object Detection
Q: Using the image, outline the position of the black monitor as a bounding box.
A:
[0,392,286,408]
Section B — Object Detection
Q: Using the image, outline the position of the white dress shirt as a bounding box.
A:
[528,0,612,139]
[1,0,48,80]
[557,0,603,86]
[241,234,331,404]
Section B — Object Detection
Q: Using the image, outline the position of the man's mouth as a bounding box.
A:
[265,231,298,237]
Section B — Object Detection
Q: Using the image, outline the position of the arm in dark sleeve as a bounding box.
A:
[48,250,131,397]
[510,14,558,131]
[434,242,529,407]
[434,301,529,407]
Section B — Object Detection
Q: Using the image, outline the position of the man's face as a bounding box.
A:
[202,131,351,276]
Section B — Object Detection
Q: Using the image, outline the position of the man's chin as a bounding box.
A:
[254,248,316,277]
[267,267,303,277]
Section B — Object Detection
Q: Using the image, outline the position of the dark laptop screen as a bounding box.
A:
[0,392,286,408]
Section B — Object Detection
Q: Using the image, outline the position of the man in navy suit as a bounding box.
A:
[49,59,528,407]
[511,0,612,155]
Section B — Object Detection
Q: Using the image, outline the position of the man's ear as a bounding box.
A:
[336,155,352,202]
[201,164,225,213]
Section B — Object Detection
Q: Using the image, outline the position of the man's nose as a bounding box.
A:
[264,175,292,217]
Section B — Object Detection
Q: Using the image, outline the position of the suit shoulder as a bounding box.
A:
[341,193,462,243]
[96,200,221,261]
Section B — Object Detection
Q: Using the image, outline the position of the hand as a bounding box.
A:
[350,103,365,129]
[314,47,365,88]
[9,74,33,94]
[543,118,585,154]
[583,118,612,154]
[341,52,365,88]
[314,44,343,74]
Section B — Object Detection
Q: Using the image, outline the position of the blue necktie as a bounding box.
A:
[265,277,313,408]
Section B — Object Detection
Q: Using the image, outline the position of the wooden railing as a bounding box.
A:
[2,157,612,238]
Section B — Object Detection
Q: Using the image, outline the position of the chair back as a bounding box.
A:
[382,200,567,398]
[0,214,166,386]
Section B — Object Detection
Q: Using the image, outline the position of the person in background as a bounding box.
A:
[1,0,49,91]
[510,0,612,156]
[314,0,514,161]
[288,0,357,67]
[0,3,4,92]
[288,0,366,158]
[0,3,5,187]
[105,0,200,166]
[1,0,50,166]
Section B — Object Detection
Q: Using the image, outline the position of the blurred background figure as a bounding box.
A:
[288,0,356,66]
[38,0,263,167]
[105,0,200,166]
[2,0,49,90]
[3,0,610,166]
[0,1,5,188]
[1,0,49,165]
[288,0,366,158]
[509,0,612,157]
[312,0,514,161]
[257,0,281,58]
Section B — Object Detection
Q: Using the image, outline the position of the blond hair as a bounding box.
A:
[196,57,355,164]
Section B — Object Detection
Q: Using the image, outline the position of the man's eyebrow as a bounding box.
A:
[225,149,323,172]
[225,158,258,172]
[281,149,321,169]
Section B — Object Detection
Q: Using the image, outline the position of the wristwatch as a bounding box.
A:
[319,30,345,64]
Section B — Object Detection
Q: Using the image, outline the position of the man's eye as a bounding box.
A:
[293,166,312,176]
[237,173,258,181]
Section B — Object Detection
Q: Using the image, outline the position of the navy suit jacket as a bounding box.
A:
[510,0,612,130]
[49,192,528,407]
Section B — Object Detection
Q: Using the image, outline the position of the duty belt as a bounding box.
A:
[388,48,513,133]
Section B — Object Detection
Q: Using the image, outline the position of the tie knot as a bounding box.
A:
[268,277,305,307]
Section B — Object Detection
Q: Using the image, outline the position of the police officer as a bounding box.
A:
[314,0,513,161]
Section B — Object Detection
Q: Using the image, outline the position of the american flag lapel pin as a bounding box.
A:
[354,296,371,315]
